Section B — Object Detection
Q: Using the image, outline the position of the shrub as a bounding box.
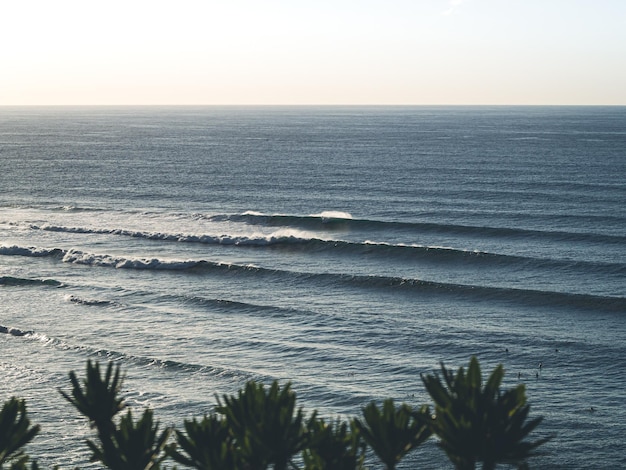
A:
[215,380,308,470]
[303,416,366,469]
[59,361,171,469]
[354,399,431,469]
[1,356,551,469]
[0,397,40,470]
[168,413,236,469]
[421,356,553,470]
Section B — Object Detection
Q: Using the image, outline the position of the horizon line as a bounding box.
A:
[2,103,625,107]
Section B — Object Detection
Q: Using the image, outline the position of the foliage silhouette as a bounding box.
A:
[59,360,124,432]
[302,416,366,469]
[215,380,308,470]
[0,398,40,469]
[59,360,170,469]
[89,408,171,470]
[0,357,551,469]
[421,356,552,470]
[168,413,236,469]
[354,399,431,470]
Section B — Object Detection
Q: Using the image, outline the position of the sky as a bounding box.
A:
[1,0,625,105]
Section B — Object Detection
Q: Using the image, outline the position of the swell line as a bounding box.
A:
[0,245,65,257]
[25,223,322,246]
[160,293,318,320]
[3,235,623,275]
[0,325,254,382]
[206,212,626,245]
[306,272,626,313]
[6,207,626,245]
[2,246,623,312]
[58,249,626,313]
[0,275,64,287]
[327,240,625,274]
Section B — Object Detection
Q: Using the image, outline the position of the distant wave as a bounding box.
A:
[3,326,256,383]
[0,325,34,336]
[18,212,626,249]
[61,249,206,270]
[65,294,114,307]
[202,212,626,245]
[309,210,353,220]
[54,205,108,213]
[301,271,626,313]
[26,223,323,246]
[3,237,623,276]
[0,245,64,257]
[84,350,246,382]
[0,203,114,216]
[0,245,253,272]
[160,293,315,319]
[45,250,626,313]
[0,275,63,287]
[2,244,623,312]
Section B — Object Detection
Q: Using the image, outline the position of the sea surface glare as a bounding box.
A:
[0,106,625,468]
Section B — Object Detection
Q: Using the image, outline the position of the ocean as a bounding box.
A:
[0,106,624,469]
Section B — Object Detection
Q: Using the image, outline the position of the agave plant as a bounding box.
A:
[421,356,552,470]
[216,380,308,470]
[302,415,366,469]
[168,413,237,469]
[0,397,41,469]
[354,399,432,470]
[59,360,125,432]
[89,408,171,470]
[60,360,170,470]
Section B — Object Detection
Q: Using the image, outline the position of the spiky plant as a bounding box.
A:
[59,360,124,432]
[60,360,170,470]
[303,415,366,469]
[0,397,40,469]
[216,380,308,470]
[421,356,552,470]
[354,399,432,470]
[168,413,236,469]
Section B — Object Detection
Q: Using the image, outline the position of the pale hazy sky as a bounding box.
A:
[2,0,625,105]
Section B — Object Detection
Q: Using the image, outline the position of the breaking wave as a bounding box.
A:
[2,236,622,276]
[4,248,621,313]
[0,276,63,287]
[201,212,626,244]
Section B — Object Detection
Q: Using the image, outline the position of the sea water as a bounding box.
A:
[0,106,624,469]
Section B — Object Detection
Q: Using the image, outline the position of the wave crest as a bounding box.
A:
[0,245,63,257]
[0,276,63,287]
[0,325,34,336]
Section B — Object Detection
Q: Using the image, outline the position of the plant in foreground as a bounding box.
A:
[303,416,366,469]
[0,397,40,469]
[215,380,308,470]
[168,413,236,469]
[421,356,552,470]
[2,356,551,469]
[59,360,170,470]
[354,399,432,470]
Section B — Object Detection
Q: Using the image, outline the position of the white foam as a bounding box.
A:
[312,211,353,220]
[61,249,200,271]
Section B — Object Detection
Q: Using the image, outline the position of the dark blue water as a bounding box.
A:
[1,106,625,468]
